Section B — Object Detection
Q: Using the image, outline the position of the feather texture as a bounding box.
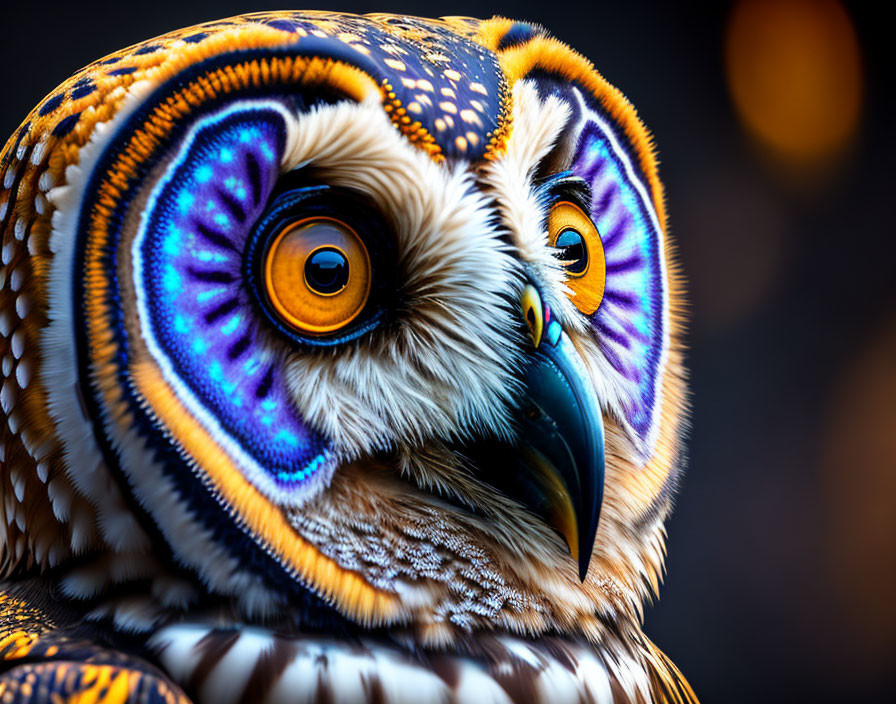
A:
[0,11,694,704]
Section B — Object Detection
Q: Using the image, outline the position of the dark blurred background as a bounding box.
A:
[2,1,893,701]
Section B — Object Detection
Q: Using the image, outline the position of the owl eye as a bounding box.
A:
[244,184,391,346]
[548,201,606,316]
[263,217,372,335]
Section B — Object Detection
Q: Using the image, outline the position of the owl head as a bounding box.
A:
[0,11,689,702]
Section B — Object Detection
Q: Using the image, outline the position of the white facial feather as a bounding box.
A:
[282,99,523,457]
[478,81,584,332]
[481,81,669,459]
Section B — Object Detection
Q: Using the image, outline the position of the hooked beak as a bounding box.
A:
[514,284,605,582]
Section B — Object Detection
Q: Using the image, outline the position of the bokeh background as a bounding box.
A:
[2,1,892,701]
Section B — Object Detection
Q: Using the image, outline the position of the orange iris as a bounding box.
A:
[263,217,371,335]
[548,201,606,315]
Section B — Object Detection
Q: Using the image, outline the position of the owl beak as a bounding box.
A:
[516,285,605,582]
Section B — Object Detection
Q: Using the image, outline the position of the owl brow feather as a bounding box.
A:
[532,170,593,215]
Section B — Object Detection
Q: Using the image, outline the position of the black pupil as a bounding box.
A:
[555,229,588,274]
[305,247,349,294]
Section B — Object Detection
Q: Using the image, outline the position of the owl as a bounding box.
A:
[0,11,693,704]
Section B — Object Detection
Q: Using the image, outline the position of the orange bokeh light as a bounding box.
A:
[725,0,863,165]
[823,319,896,674]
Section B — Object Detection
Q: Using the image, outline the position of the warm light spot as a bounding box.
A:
[725,0,863,164]
[823,319,896,673]
[678,165,786,330]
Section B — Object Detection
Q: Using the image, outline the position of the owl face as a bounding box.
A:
[0,11,686,657]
